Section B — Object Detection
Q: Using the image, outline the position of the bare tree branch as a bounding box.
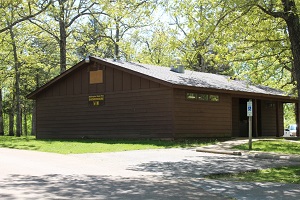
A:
[66,2,96,28]
[0,0,52,33]
[29,19,60,42]
[256,4,287,20]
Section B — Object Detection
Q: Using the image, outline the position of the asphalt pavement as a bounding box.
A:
[0,143,300,200]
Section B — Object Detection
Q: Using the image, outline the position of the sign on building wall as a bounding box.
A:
[89,95,105,106]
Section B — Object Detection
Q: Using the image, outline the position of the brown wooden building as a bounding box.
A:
[27,56,297,139]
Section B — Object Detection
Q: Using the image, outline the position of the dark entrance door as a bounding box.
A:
[238,98,262,137]
[256,100,262,137]
[239,99,248,137]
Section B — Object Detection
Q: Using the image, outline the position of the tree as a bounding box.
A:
[203,0,300,131]
[24,32,60,135]
[0,89,3,135]
[0,0,52,136]
[166,0,234,73]
[74,18,115,59]
[255,1,300,135]
[133,23,180,66]
[0,31,16,136]
[165,0,299,129]
[8,25,22,137]
[0,0,52,34]
[87,0,158,60]
[0,0,58,136]
[1,2,26,137]
[30,0,96,73]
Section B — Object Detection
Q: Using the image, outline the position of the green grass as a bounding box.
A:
[0,136,217,154]
[232,140,300,155]
[208,139,300,184]
[207,166,300,184]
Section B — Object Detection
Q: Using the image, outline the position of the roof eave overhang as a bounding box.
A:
[27,56,298,104]
[172,84,298,103]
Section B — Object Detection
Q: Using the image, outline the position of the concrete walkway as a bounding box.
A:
[196,138,300,162]
[0,141,300,200]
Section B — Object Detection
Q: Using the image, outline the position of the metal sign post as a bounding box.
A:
[247,100,253,150]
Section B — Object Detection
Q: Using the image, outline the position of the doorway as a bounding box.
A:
[239,99,248,137]
[233,98,262,137]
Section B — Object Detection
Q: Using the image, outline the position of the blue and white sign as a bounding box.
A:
[247,100,253,117]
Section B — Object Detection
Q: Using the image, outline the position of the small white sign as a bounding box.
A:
[247,100,253,117]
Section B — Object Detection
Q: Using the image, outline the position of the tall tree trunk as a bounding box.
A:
[115,20,120,60]
[31,74,39,136]
[24,108,27,136]
[20,106,23,136]
[9,26,21,137]
[31,101,36,136]
[197,53,207,72]
[258,0,300,137]
[8,109,14,136]
[8,90,15,136]
[59,21,67,73]
[59,1,67,73]
[282,0,300,137]
[0,88,4,136]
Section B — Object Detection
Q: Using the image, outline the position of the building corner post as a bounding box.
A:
[275,102,280,137]
[296,103,300,137]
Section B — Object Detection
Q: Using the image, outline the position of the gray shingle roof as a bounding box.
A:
[96,57,287,97]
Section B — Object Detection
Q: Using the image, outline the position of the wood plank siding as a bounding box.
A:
[231,98,240,137]
[35,64,173,139]
[173,89,232,138]
[31,57,290,139]
[231,98,284,137]
[260,101,284,136]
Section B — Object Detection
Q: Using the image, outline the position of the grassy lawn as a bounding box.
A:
[207,139,300,184]
[0,136,217,154]
[206,166,300,184]
[232,139,300,155]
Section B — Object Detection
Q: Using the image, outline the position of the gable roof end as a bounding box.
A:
[27,59,88,99]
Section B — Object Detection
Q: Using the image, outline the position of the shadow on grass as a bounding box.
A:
[232,140,300,155]
[0,136,41,151]
[0,136,226,153]
[38,137,226,146]
[0,143,39,151]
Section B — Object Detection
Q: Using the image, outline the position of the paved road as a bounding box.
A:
[0,147,300,200]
